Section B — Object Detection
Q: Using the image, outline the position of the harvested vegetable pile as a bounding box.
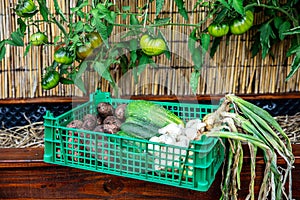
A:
[0,96,297,200]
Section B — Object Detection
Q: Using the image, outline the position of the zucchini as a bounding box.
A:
[120,121,159,139]
[125,100,184,128]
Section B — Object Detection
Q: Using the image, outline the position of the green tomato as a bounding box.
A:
[139,34,167,56]
[76,42,93,60]
[42,70,60,90]
[54,47,75,65]
[30,32,48,46]
[15,0,38,18]
[230,10,254,35]
[86,32,103,49]
[208,23,229,37]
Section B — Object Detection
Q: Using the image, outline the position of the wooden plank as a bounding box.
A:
[0,146,299,199]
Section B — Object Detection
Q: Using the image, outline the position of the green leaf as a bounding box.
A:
[188,28,197,54]
[24,43,31,57]
[53,36,60,44]
[156,0,165,16]
[154,17,171,24]
[122,6,130,11]
[232,0,244,15]
[286,41,300,57]
[10,31,24,46]
[158,30,171,59]
[74,21,84,32]
[174,0,189,20]
[54,0,67,22]
[216,0,231,9]
[201,33,210,53]
[273,17,283,30]
[107,23,114,37]
[210,37,221,58]
[279,21,291,40]
[190,70,200,93]
[286,52,300,81]
[74,61,88,94]
[0,45,6,61]
[71,0,89,12]
[94,61,113,82]
[213,7,229,24]
[92,14,109,48]
[282,26,300,35]
[191,46,203,71]
[259,22,276,58]
[251,32,261,57]
[37,0,49,21]
[17,18,26,35]
[137,53,150,75]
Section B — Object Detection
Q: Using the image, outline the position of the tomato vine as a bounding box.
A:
[0,0,299,93]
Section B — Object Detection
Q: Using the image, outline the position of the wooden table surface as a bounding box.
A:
[0,147,299,200]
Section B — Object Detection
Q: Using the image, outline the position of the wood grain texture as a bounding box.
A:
[0,147,299,200]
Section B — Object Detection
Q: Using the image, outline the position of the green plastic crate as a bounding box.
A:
[43,90,225,192]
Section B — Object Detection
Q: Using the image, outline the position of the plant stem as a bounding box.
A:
[244,3,298,26]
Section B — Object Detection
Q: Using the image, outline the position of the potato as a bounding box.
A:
[114,104,127,121]
[97,102,114,118]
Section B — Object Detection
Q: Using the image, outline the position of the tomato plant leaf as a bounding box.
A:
[190,70,200,93]
[216,0,231,9]
[154,17,171,24]
[188,28,197,54]
[24,43,31,57]
[17,18,26,35]
[231,0,244,15]
[37,0,49,21]
[286,52,300,81]
[54,0,67,22]
[192,46,203,71]
[174,0,189,20]
[251,32,261,57]
[213,7,229,24]
[156,0,165,16]
[92,16,109,48]
[201,33,210,53]
[137,54,150,75]
[0,45,6,61]
[10,31,24,46]
[259,22,276,58]
[282,26,300,35]
[279,21,291,40]
[122,6,130,11]
[210,37,221,58]
[74,21,84,33]
[74,61,88,94]
[158,30,171,59]
[286,38,300,57]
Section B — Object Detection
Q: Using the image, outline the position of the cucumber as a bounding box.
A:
[120,121,159,139]
[125,100,184,128]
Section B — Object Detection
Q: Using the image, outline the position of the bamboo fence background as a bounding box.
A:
[0,0,299,99]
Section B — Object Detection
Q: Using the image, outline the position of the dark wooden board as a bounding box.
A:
[0,147,299,199]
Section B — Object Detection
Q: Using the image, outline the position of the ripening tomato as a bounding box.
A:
[139,34,167,56]
[15,0,38,18]
[30,32,48,46]
[208,23,229,37]
[86,32,103,49]
[54,47,75,65]
[42,70,60,90]
[76,42,93,60]
[230,10,254,35]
